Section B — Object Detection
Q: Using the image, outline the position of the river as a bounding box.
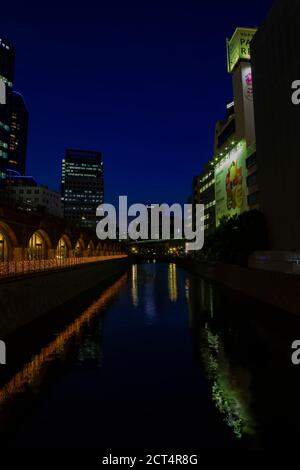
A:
[0,262,299,450]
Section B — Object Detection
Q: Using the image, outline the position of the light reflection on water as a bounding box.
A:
[168,263,178,302]
[130,263,179,324]
[0,274,127,410]
[0,262,299,449]
[188,272,300,448]
[0,264,255,446]
[129,264,254,440]
[200,323,255,439]
[131,264,139,307]
[186,276,255,440]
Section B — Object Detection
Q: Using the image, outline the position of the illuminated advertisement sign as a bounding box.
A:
[215,140,248,226]
[243,65,253,101]
[227,28,257,73]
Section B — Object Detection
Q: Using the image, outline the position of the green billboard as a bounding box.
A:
[227,28,257,73]
[215,140,248,226]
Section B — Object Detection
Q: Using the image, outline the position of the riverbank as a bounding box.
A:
[0,256,129,338]
[178,258,300,316]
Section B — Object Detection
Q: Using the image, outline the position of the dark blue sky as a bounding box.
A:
[1,0,273,206]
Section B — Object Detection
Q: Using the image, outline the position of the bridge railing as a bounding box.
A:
[0,255,128,280]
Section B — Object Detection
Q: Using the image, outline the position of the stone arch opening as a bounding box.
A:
[28,230,51,260]
[56,235,72,259]
[74,238,85,257]
[0,221,17,262]
[87,241,95,256]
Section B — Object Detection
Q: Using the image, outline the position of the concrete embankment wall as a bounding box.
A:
[178,259,300,316]
[0,257,129,338]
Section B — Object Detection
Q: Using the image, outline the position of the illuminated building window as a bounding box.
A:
[204,200,216,210]
[200,179,215,193]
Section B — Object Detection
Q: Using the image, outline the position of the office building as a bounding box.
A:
[5,174,36,187]
[198,164,215,234]
[61,149,104,228]
[0,38,15,185]
[214,27,258,226]
[193,27,258,236]
[7,91,28,175]
[5,175,63,217]
[251,0,300,251]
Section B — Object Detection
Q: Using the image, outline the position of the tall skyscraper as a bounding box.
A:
[61,149,104,228]
[7,91,29,176]
[0,38,15,185]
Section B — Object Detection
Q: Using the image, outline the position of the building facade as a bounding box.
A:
[198,164,215,234]
[194,27,258,237]
[251,0,300,251]
[0,205,123,262]
[5,175,63,217]
[0,38,15,185]
[7,91,28,175]
[61,149,104,228]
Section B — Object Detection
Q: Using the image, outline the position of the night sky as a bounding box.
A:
[1,0,273,206]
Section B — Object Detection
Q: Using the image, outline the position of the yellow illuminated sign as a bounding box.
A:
[227,28,257,73]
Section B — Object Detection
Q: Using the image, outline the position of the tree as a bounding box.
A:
[203,210,268,266]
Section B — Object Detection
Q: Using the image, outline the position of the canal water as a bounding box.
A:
[0,262,300,450]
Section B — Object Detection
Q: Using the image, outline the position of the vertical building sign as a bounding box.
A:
[227,28,257,73]
[214,140,248,226]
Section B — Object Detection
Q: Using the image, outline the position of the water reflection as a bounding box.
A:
[199,278,215,317]
[185,278,190,303]
[0,274,127,409]
[77,323,103,366]
[2,262,298,449]
[201,323,254,439]
[144,264,157,324]
[131,264,139,307]
[188,277,255,440]
[168,263,177,302]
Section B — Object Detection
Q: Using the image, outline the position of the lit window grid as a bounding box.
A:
[200,179,215,193]
[204,200,216,210]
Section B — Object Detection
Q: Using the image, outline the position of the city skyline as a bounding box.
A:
[0,0,273,206]
[1,0,300,455]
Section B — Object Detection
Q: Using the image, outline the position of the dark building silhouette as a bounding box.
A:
[7,91,29,175]
[61,149,104,228]
[0,38,15,185]
[4,174,62,217]
[251,0,300,250]
[5,174,37,187]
